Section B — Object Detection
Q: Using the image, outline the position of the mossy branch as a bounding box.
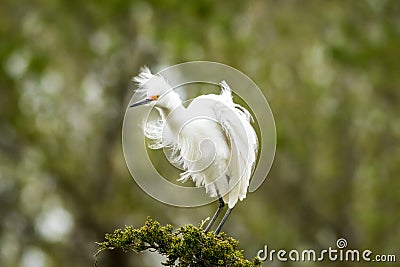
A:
[95,217,262,267]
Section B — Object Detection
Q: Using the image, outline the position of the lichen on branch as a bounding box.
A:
[95,217,262,266]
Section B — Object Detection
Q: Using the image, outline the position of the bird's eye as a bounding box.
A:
[149,95,159,101]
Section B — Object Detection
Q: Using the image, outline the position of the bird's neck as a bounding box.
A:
[157,104,187,133]
[157,103,184,119]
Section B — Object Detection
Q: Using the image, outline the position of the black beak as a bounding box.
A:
[129,98,153,108]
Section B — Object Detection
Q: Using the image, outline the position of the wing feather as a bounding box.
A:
[215,81,258,208]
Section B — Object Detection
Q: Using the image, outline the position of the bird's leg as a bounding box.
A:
[214,208,233,235]
[204,197,225,233]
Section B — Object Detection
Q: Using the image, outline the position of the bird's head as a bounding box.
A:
[129,67,181,111]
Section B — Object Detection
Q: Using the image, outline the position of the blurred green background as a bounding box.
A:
[1,0,399,266]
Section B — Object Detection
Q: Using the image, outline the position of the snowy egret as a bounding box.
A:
[129,67,258,234]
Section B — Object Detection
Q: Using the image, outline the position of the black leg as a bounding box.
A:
[204,198,225,233]
[214,208,233,235]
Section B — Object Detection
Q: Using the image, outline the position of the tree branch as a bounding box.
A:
[95,217,262,267]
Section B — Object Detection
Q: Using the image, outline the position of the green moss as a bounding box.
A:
[95,217,262,266]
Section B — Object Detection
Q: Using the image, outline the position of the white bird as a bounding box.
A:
[129,67,258,234]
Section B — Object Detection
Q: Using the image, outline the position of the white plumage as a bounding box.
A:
[130,67,258,233]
